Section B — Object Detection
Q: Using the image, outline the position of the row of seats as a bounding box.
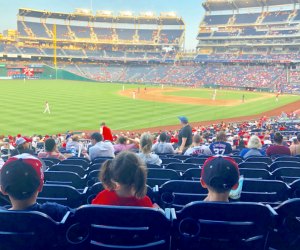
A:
[1,199,299,249]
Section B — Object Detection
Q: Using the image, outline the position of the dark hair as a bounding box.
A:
[193,134,201,144]
[101,122,106,126]
[159,132,167,142]
[91,132,102,142]
[118,136,127,145]
[216,131,226,142]
[45,138,56,152]
[274,132,283,144]
[297,133,300,142]
[100,151,147,199]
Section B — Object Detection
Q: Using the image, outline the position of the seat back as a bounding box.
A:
[161,158,182,165]
[239,162,269,170]
[159,181,207,208]
[41,157,61,165]
[182,168,201,180]
[272,167,300,184]
[66,205,171,250]
[274,156,300,162]
[245,157,272,165]
[184,157,207,165]
[175,201,276,250]
[240,179,290,203]
[51,164,87,177]
[147,168,180,180]
[239,168,272,180]
[60,159,90,169]
[38,184,84,208]
[165,163,200,173]
[0,210,62,250]
[44,171,87,189]
[270,161,300,171]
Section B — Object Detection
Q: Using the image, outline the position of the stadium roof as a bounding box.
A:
[18,8,184,25]
[203,0,297,11]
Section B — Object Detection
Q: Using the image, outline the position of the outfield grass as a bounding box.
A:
[0,80,299,135]
[164,89,264,100]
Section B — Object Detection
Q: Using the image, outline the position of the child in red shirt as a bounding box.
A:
[92,151,154,207]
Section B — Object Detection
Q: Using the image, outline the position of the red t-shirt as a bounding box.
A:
[102,126,113,141]
[266,145,291,156]
[92,190,153,208]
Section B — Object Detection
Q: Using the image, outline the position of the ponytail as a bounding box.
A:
[134,164,147,199]
[100,159,115,190]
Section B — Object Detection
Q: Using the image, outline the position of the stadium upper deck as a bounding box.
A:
[17,8,185,49]
[197,0,300,63]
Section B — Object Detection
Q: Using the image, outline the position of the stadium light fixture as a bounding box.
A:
[97,10,113,16]
[140,11,155,17]
[119,11,134,17]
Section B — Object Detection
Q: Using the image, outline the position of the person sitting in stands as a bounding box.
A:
[266,132,291,157]
[113,136,138,154]
[0,154,73,221]
[209,131,232,155]
[200,155,240,202]
[184,134,212,156]
[152,132,175,154]
[289,134,300,156]
[137,133,162,166]
[92,151,155,207]
[10,137,35,156]
[38,138,66,161]
[239,135,265,159]
[86,132,115,161]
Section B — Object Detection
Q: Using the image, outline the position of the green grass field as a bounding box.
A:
[0,80,299,135]
[164,89,262,100]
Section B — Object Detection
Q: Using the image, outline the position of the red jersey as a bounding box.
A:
[102,126,113,141]
[92,190,153,208]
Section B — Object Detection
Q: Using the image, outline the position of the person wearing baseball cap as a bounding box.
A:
[201,155,240,202]
[10,137,35,157]
[176,116,193,154]
[0,154,73,221]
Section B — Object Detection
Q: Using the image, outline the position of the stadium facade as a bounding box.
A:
[0,2,300,93]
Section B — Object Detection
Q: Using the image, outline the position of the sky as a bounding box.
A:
[0,0,205,50]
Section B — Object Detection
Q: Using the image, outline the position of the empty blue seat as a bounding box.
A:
[60,159,90,169]
[148,168,180,180]
[274,199,300,249]
[49,164,87,177]
[175,201,276,250]
[0,210,66,250]
[290,179,300,198]
[41,157,61,165]
[239,168,272,180]
[270,161,300,171]
[161,158,182,165]
[274,156,300,162]
[239,162,269,170]
[272,167,300,184]
[240,179,290,203]
[38,184,87,208]
[159,180,207,209]
[44,171,87,189]
[231,156,243,164]
[172,155,190,161]
[165,163,200,173]
[184,157,207,165]
[65,205,172,250]
[182,168,201,180]
[147,163,163,169]
[245,157,272,165]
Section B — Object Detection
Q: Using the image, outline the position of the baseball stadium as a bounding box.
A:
[1,0,300,249]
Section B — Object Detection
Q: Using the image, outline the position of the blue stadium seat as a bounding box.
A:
[60,159,90,170]
[184,157,207,165]
[172,155,191,161]
[240,179,290,203]
[245,156,273,165]
[273,199,300,249]
[0,210,66,250]
[147,163,163,169]
[44,171,87,189]
[92,157,113,165]
[159,180,207,209]
[41,157,61,165]
[175,201,276,250]
[274,156,300,162]
[147,168,180,180]
[43,159,56,168]
[49,164,87,177]
[161,158,182,165]
[182,168,201,180]
[239,168,272,180]
[231,156,243,164]
[165,163,200,173]
[290,179,300,198]
[272,167,300,184]
[239,162,269,170]
[37,184,87,208]
[65,205,172,250]
[270,161,300,171]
